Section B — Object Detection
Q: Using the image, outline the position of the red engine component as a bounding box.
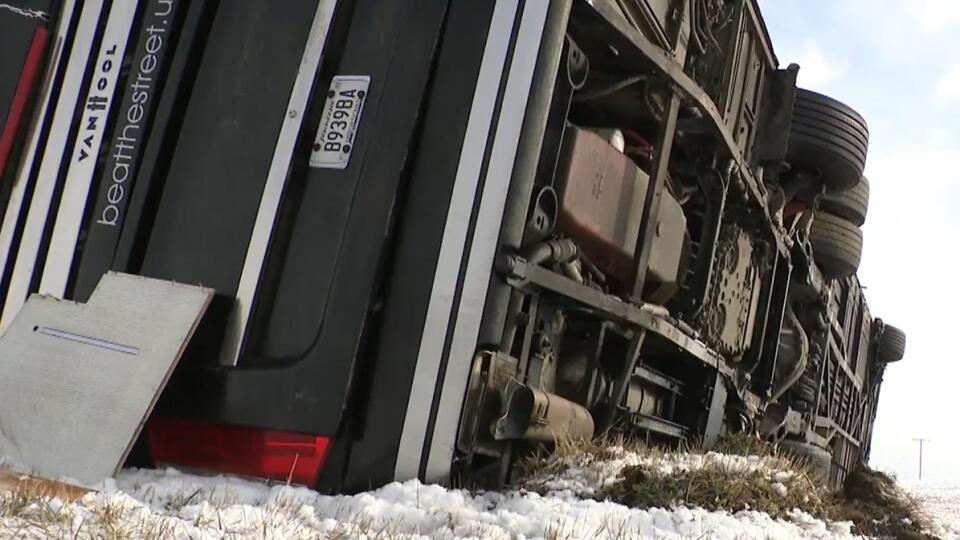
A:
[554,126,686,301]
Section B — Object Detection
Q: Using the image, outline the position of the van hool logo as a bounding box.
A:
[76,43,118,165]
[96,0,174,227]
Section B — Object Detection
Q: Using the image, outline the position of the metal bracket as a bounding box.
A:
[631,90,681,301]
[602,329,647,429]
[499,254,732,376]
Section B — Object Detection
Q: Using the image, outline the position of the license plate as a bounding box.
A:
[310,75,370,169]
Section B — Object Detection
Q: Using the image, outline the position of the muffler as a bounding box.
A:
[494,380,594,442]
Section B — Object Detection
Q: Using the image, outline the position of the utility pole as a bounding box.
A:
[913,438,930,481]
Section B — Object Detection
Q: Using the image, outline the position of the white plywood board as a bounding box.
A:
[0,272,213,486]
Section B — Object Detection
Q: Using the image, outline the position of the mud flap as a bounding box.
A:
[0,273,212,486]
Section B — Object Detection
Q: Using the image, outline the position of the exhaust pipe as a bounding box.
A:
[494,380,594,442]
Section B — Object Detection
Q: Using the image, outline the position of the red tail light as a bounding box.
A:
[147,417,332,486]
[0,27,48,178]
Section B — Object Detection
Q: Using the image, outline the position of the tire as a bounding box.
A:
[821,176,869,226]
[788,89,869,192]
[878,323,906,363]
[809,211,863,279]
[779,439,833,481]
[792,371,817,409]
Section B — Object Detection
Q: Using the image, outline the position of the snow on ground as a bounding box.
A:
[0,451,864,539]
[908,483,960,538]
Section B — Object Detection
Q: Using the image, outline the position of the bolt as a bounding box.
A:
[496,255,520,276]
[288,109,298,119]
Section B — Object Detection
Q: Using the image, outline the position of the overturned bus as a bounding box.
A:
[0,0,904,490]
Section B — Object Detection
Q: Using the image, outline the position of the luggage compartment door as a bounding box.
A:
[133,0,450,436]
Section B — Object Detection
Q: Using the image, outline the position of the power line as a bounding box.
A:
[913,438,931,481]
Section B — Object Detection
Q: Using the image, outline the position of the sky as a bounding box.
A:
[757,0,960,484]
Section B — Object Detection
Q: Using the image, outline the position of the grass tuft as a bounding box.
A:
[823,465,938,539]
[601,462,810,517]
[711,432,773,458]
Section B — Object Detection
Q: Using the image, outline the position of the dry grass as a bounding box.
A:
[601,461,811,517]
[0,479,77,539]
[517,434,941,539]
[712,432,776,458]
[823,466,938,540]
[516,433,628,483]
